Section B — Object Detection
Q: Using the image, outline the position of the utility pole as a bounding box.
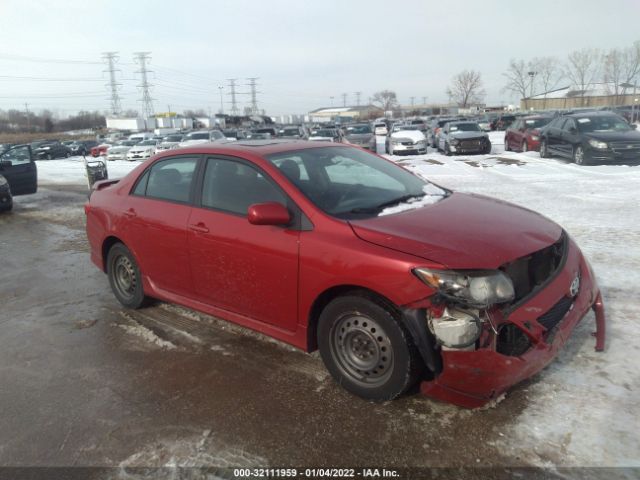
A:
[24,103,30,132]
[133,52,155,118]
[410,96,415,108]
[341,93,347,107]
[218,86,224,114]
[355,91,361,106]
[245,77,260,115]
[227,78,239,116]
[330,96,334,107]
[422,96,427,105]
[102,52,122,116]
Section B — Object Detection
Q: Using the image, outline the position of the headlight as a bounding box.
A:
[0,175,7,186]
[588,139,607,149]
[414,268,515,308]
[450,139,460,145]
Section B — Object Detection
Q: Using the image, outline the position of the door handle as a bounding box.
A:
[189,223,209,233]
[124,208,137,218]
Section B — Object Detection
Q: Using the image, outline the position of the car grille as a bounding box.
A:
[537,296,573,332]
[502,232,567,302]
[609,142,640,158]
[459,139,482,149]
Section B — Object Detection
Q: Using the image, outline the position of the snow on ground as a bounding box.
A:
[36,134,640,467]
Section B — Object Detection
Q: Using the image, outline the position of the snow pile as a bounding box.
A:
[379,183,447,216]
[36,156,139,185]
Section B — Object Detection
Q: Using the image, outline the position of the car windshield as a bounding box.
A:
[312,129,335,136]
[449,123,480,132]
[576,116,631,132]
[164,135,183,142]
[393,125,419,132]
[524,118,552,129]
[266,146,446,219]
[186,132,210,140]
[346,125,371,134]
[281,128,301,136]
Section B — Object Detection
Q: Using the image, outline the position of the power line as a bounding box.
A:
[102,52,122,116]
[245,77,260,115]
[227,78,239,116]
[133,52,155,118]
[0,53,101,65]
[0,75,103,81]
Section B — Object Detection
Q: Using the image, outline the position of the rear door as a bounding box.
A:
[0,145,37,196]
[559,118,579,158]
[122,155,200,296]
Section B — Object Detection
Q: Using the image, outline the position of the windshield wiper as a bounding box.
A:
[348,193,426,214]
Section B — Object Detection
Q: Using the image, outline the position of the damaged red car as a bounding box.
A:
[85,141,606,407]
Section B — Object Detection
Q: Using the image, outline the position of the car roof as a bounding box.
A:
[157,139,346,157]
[564,110,621,118]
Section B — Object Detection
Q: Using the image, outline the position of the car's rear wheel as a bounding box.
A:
[540,139,549,158]
[107,243,149,309]
[318,295,423,401]
[65,152,71,158]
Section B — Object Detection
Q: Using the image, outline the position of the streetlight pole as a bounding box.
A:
[218,86,224,114]
[527,71,537,111]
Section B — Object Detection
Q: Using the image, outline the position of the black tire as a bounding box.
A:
[46,153,52,160]
[484,142,492,154]
[318,295,424,401]
[0,203,12,213]
[445,142,452,156]
[504,137,511,151]
[573,145,590,165]
[65,152,71,158]
[540,139,549,158]
[106,243,149,309]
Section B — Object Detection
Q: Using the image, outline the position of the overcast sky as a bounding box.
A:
[1,0,639,117]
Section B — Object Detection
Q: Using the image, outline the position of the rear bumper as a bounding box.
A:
[419,239,606,408]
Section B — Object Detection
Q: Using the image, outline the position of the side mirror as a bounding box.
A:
[248,202,291,226]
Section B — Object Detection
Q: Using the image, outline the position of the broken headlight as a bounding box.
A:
[414,268,515,308]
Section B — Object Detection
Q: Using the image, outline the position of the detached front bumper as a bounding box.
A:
[418,238,606,408]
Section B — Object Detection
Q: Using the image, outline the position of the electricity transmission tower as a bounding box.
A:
[245,77,260,115]
[133,52,155,118]
[355,91,361,106]
[341,93,347,107]
[102,52,122,116]
[227,78,239,115]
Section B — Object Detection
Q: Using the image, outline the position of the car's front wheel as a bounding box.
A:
[318,295,423,401]
[107,243,149,309]
[573,145,590,165]
[540,139,549,158]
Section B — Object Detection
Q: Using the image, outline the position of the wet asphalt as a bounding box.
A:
[0,184,596,479]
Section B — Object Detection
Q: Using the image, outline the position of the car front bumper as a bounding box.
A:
[418,238,605,408]
[391,143,427,154]
[585,146,640,164]
[126,152,152,160]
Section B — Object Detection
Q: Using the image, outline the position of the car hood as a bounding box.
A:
[449,131,488,140]
[349,192,562,269]
[345,133,373,142]
[583,130,640,142]
[390,130,425,142]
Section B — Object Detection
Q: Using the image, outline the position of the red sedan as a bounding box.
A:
[90,143,110,157]
[504,115,553,152]
[85,141,605,407]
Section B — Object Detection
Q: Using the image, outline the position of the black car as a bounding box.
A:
[540,112,640,165]
[32,141,71,160]
[0,144,37,212]
[70,140,98,156]
[438,121,491,155]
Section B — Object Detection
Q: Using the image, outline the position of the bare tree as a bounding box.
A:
[531,57,563,97]
[603,42,640,104]
[371,90,398,113]
[502,59,534,108]
[446,70,485,108]
[565,48,601,106]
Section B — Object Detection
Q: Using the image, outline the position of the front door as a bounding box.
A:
[187,157,300,331]
[0,145,37,195]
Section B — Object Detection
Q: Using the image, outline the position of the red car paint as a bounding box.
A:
[504,115,553,152]
[85,141,606,407]
[91,144,110,157]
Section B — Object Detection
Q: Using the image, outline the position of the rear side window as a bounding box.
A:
[138,157,198,203]
[0,145,32,165]
[201,158,286,216]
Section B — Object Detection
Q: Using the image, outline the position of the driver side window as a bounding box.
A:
[1,146,32,165]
